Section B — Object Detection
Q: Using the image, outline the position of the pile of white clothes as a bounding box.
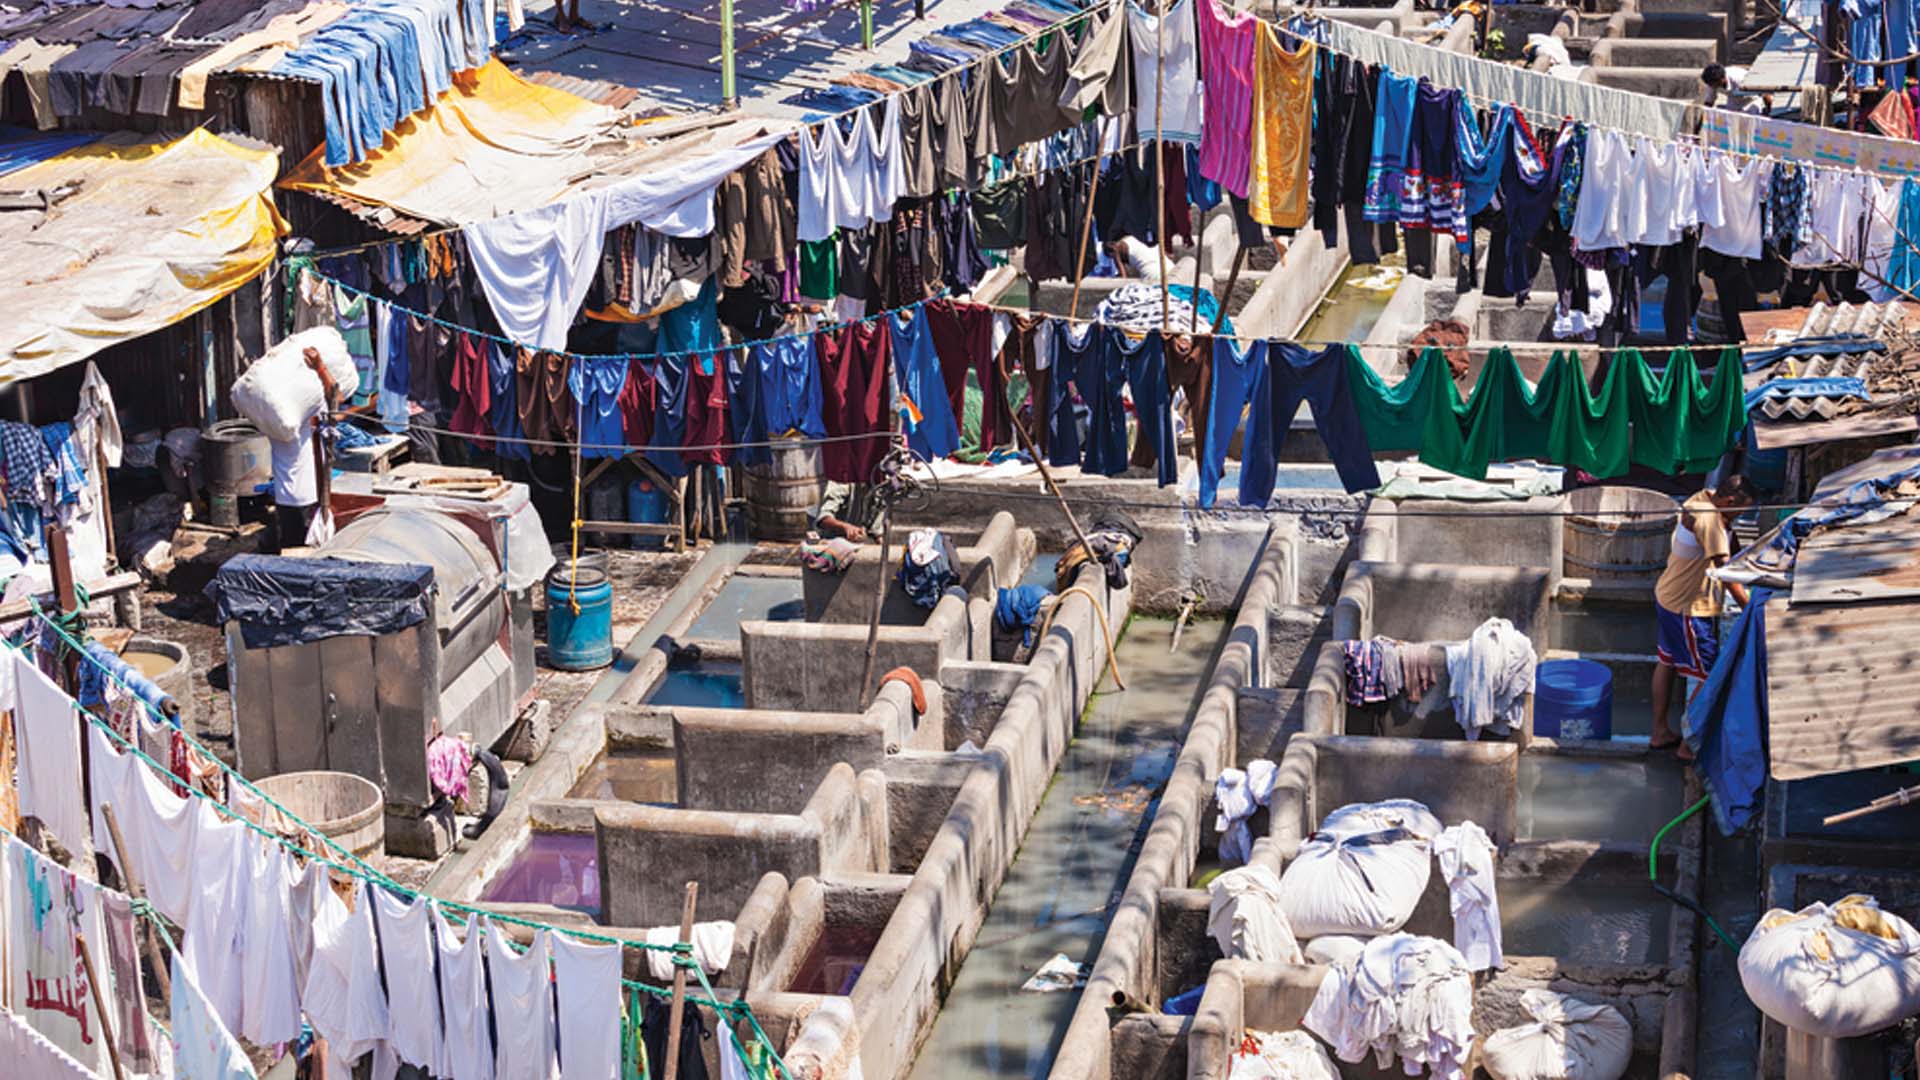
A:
[1445,617,1537,740]
[1433,820,1503,972]
[1280,800,1440,939]
[1480,990,1632,1080]
[1302,933,1476,1080]
[1208,865,1303,964]
[644,920,736,981]
[1214,759,1278,864]
[1226,1030,1342,1080]
[1094,283,1204,332]
[1738,894,1920,1039]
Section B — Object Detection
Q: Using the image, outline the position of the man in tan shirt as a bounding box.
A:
[1651,476,1754,756]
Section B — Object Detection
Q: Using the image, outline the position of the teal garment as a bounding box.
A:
[1348,345,1746,481]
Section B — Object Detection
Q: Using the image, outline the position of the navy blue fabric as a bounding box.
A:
[209,554,434,648]
[1741,335,1887,372]
[1685,590,1772,836]
[994,584,1053,645]
[1125,332,1177,488]
[727,347,770,468]
[570,354,630,459]
[1267,343,1382,496]
[755,336,826,440]
[1081,325,1130,477]
[1046,322,1084,468]
[1201,339,1272,509]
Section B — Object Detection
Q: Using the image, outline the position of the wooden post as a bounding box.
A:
[995,356,1094,557]
[663,881,699,1080]
[95,432,117,570]
[74,933,127,1080]
[1067,153,1107,320]
[1213,247,1247,334]
[1189,202,1207,333]
[1153,0,1170,329]
[100,802,170,1000]
[857,515,895,712]
[45,523,90,827]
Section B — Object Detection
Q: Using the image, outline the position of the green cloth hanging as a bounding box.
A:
[798,236,838,301]
[622,987,650,1080]
[1346,344,1747,481]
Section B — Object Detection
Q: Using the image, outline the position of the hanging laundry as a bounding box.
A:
[486,922,556,1078]
[983,36,1073,154]
[1044,320,1084,469]
[889,306,960,461]
[754,335,827,441]
[435,908,494,1080]
[1198,337,1271,508]
[1434,821,1502,972]
[552,933,624,1080]
[641,993,713,1080]
[370,888,442,1073]
[1128,0,1203,144]
[0,1009,97,1080]
[1405,82,1469,246]
[798,98,904,243]
[233,837,302,1046]
[926,299,1002,449]
[1124,331,1178,487]
[1445,616,1537,740]
[1570,127,1632,253]
[1268,343,1383,496]
[5,836,115,1075]
[303,877,391,1066]
[683,351,732,467]
[1363,70,1418,224]
[515,348,575,451]
[1699,153,1772,260]
[1197,0,1256,198]
[571,355,632,459]
[817,319,892,484]
[448,332,493,439]
[1247,26,1316,231]
[1059,3,1132,120]
[13,651,88,861]
[170,952,254,1080]
[1080,326,1129,477]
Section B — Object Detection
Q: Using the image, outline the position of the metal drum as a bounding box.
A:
[545,563,613,670]
[201,418,271,526]
[321,508,505,687]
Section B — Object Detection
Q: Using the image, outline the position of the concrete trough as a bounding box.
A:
[801,510,1032,623]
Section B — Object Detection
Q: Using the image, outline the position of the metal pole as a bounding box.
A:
[721,0,737,108]
[1154,0,1169,329]
[663,882,699,1080]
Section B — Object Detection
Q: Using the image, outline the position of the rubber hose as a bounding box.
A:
[1649,793,1741,952]
[462,748,510,840]
[1036,585,1127,691]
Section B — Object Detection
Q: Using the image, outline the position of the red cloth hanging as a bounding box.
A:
[926,299,1009,449]
[448,332,492,438]
[683,352,731,466]
[618,358,654,449]
[818,321,891,483]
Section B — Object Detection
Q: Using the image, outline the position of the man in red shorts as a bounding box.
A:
[1650,476,1754,758]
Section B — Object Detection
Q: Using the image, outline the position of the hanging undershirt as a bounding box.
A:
[370,887,442,1073]
[817,320,891,484]
[1791,168,1870,268]
[487,922,556,1079]
[1197,0,1256,198]
[1625,136,1688,247]
[179,809,249,1039]
[551,933,623,1080]
[756,335,826,440]
[303,878,390,1066]
[1570,128,1632,251]
[571,355,631,459]
[1247,25,1315,229]
[436,909,494,1080]
[890,306,960,461]
[234,838,302,1046]
[683,351,731,467]
[1699,154,1771,259]
[14,650,88,859]
[1128,0,1203,145]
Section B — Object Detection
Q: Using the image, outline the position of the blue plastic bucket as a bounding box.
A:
[545,565,613,670]
[1534,658,1614,740]
[628,479,668,551]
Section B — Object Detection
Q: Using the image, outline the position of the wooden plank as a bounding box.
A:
[576,520,682,536]
[265,643,327,774]
[1751,414,1919,450]
[0,570,142,622]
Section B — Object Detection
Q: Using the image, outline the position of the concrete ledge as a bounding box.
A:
[1357,499,1567,583]
[1266,735,1521,863]
[743,590,969,713]
[802,511,1031,623]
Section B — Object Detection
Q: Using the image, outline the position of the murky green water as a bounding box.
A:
[904,618,1226,1079]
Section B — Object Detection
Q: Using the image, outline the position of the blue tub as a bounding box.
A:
[546,565,613,670]
[1535,658,1613,740]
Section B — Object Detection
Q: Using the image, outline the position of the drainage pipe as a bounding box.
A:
[1649,793,1741,951]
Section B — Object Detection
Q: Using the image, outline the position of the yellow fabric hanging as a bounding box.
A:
[1247,25,1315,229]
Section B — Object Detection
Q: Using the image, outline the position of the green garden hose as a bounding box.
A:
[1650,794,1741,952]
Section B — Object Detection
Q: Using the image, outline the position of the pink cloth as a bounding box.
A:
[1197,0,1257,199]
[427,735,474,801]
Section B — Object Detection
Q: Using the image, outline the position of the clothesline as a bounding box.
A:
[18,605,794,1072]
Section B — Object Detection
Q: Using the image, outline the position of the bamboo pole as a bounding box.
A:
[1189,201,1207,333]
[1154,0,1170,329]
[1067,154,1106,320]
[663,882,699,1080]
[74,933,127,1080]
[100,803,170,1000]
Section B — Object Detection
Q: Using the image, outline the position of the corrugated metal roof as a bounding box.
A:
[518,70,646,110]
[1767,598,1920,780]
[1755,353,1875,420]
[1791,514,1920,604]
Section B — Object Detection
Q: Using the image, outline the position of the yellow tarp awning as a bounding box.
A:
[0,128,286,385]
[280,59,630,226]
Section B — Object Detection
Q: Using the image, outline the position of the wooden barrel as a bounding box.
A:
[253,771,385,857]
[1564,486,1680,585]
[745,438,826,541]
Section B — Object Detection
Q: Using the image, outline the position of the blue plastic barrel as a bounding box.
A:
[627,479,668,551]
[1534,658,1614,740]
[545,565,613,670]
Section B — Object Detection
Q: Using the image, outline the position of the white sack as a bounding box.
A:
[1208,865,1304,964]
[1738,894,1920,1039]
[1216,758,1278,864]
[231,327,357,442]
[1305,935,1370,967]
[1228,1030,1343,1080]
[1280,800,1440,939]
[1480,989,1632,1080]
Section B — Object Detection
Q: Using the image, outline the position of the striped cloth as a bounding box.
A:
[1196,0,1256,199]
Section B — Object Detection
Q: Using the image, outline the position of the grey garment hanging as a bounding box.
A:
[929,72,972,190]
[1058,3,1130,119]
[898,80,941,198]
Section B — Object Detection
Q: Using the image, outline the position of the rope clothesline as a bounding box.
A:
[10,610,793,1076]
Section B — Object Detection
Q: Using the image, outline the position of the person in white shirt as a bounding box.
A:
[269,347,339,553]
[1105,231,1166,284]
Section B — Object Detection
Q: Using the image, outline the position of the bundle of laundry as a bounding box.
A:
[1214,758,1278,864]
[801,537,860,573]
[1480,989,1633,1080]
[1226,1030,1342,1080]
[1206,865,1303,964]
[994,583,1054,646]
[1445,616,1538,739]
[1738,894,1920,1039]
[899,528,958,608]
[643,920,735,981]
[1433,820,1502,972]
[232,326,360,443]
[1302,933,1476,1080]
[1280,799,1440,939]
[1055,508,1143,591]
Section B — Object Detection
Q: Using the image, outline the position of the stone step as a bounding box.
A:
[1589,35,1719,67]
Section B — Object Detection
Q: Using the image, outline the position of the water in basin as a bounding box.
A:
[1019,553,1062,590]
[1499,876,1670,965]
[792,925,884,996]
[1550,603,1656,655]
[685,576,804,640]
[1518,754,1685,845]
[646,660,744,708]
[479,832,599,914]
[569,749,675,803]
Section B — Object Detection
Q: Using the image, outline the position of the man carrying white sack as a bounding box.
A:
[269,346,340,553]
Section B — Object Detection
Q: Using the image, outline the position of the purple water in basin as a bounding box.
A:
[479,832,600,914]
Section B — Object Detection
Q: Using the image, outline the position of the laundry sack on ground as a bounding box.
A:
[1227,1030,1343,1080]
[1280,799,1441,938]
[1480,989,1632,1080]
[232,327,357,442]
[1208,865,1304,964]
[1304,935,1370,967]
[1738,894,1920,1038]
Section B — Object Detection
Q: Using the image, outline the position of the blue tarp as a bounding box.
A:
[1684,589,1773,836]
[0,126,101,179]
[1744,377,1870,411]
[208,554,435,648]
